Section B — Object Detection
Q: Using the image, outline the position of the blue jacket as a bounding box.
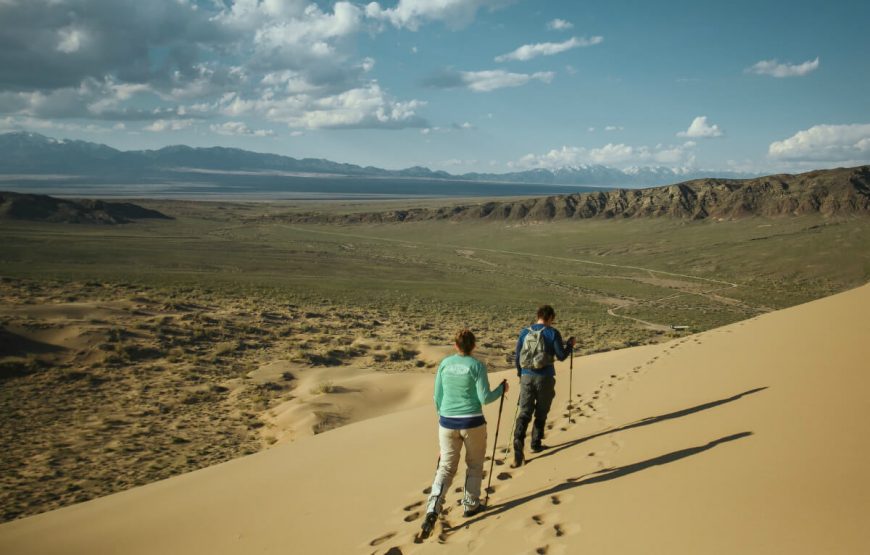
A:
[515,323,572,377]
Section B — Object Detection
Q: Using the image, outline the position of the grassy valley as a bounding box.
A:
[1,197,869,522]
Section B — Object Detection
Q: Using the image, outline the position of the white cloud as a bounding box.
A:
[144,119,193,132]
[0,77,168,122]
[768,123,870,162]
[746,57,819,78]
[220,82,426,130]
[0,115,115,134]
[461,70,554,92]
[512,141,697,169]
[56,27,86,54]
[441,158,477,167]
[547,19,573,31]
[365,0,514,31]
[210,121,275,137]
[677,116,723,138]
[604,125,623,132]
[495,36,603,62]
[249,2,363,65]
[1,0,433,134]
[420,122,475,134]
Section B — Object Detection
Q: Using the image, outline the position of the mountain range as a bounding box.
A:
[282,166,870,223]
[0,131,755,188]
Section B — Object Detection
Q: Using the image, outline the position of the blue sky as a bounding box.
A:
[1,0,868,174]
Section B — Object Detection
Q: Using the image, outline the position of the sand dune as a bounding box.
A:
[1,284,868,554]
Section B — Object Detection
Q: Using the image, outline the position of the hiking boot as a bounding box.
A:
[463,503,485,518]
[510,452,524,468]
[530,444,550,453]
[421,511,437,535]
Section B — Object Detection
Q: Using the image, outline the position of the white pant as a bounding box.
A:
[426,424,487,514]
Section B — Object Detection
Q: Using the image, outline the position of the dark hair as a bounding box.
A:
[454,328,476,355]
[537,304,556,321]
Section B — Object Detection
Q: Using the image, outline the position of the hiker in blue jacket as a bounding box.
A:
[423,328,507,531]
[512,304,574,467]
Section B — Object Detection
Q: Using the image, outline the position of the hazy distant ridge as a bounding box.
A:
[0,132,754,187]
[0,191,170,224]
[284,166,870,223]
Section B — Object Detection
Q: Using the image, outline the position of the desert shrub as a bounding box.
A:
[310,380,337,394]
[312,411,347,434]
[258,381,284,392]
[180,389,218,404]
[167,346,185,362]
[213,341,238,356]
[389,347,419,361]
[304,353,342,366]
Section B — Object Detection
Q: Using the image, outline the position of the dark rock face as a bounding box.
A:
[284,166,870,224]
[0,192,171,224]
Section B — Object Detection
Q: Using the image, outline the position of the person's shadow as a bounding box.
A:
[534,386,767,463]
[457,387,768,532]
[462,431,753,530]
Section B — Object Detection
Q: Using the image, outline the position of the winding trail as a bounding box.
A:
[280,225,744,330]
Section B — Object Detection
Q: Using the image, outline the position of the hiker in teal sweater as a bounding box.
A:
[423,329,507,528]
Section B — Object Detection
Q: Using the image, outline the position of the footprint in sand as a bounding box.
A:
[384,548,403,555]
[535,545,549,554]
[553,524,565,537]
[550,495,561,505]
[497,471,512,481]
[422,486,431,494]
[369,532,396,546]
[532,514,545,526]
[403,512,420,522]
[403,500,423,512]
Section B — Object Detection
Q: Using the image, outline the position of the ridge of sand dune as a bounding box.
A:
[1,284,868,554]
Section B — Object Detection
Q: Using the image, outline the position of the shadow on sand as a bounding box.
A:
[534,386,767,463]
[460,431,753,531]
[453,387,768,533]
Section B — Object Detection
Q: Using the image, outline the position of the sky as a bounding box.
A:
[1,0,868,175]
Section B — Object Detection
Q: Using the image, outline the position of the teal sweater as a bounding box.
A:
[434,354,504,417]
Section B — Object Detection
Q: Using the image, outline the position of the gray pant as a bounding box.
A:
[426,424,487,515]
[513,374,556,455]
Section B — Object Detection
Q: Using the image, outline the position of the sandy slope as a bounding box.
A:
[2,284,869,554]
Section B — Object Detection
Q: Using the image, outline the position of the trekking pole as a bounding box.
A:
[484,380,507,507]
[503,393,520,455]
[568,346,574,423]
